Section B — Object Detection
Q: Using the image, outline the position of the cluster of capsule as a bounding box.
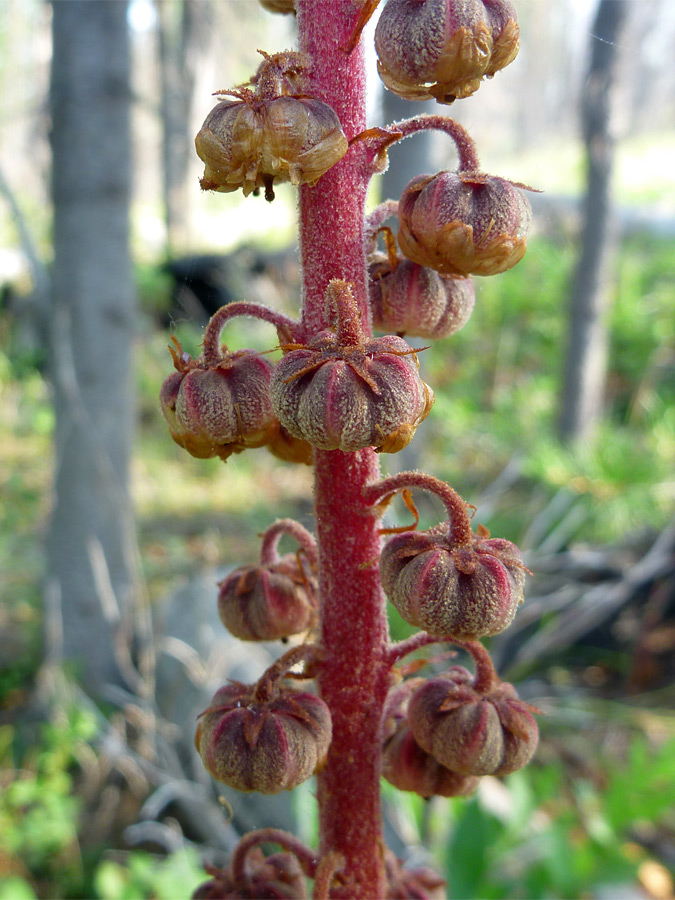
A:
[159,0,540,895]
[381,641,539,802]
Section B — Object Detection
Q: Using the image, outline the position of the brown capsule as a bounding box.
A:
[192,850,307,899]
[374,0,519,104]
[370,253,475,340]
[196,681,332,794]
[271,280,434,453]
[408,665,539,777]
[217,553,317,642]
[381,680,479,799]
[398,170,532,277]
[259,0,296,13]
[195,52,347,201]
[380,522,527,639]
[159,343,278,462]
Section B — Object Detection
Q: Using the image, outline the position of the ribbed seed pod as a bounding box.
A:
[271,280,434,453]
[195,52,347,201]
[217,552,317,642]
[398,170,532,276]
[196,681,332,794]
[379,522,526,639]
[408,669,539,776]
[159,346,278,462]
[272,332,433,453]
[381,678,479,799]
[375,0,519,104]
[369,253,475,339]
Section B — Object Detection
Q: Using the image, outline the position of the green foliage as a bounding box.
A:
[0,705,96,897]
[0,702,205,900]
[92,849,204,900]
[0,878,37,900]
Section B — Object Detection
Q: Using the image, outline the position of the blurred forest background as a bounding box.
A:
[0,0,674,898]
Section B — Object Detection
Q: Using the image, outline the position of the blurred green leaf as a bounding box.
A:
[0,877,38,900]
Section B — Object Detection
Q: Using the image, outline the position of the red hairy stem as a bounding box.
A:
[359,114,482,174]
[365,200,400,246]
[253,643,320,703]
[230,828,318,882]
[202,301,299,365]
[297,3,371,339]
[296,6,391,895]
[259,518,319,567]
[313,450,390,898]
[455,639,499,693]
[313,851,346,900]
[363,471,475,546]
[385,631,450,669]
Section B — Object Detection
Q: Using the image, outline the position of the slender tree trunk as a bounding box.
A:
[156,0,208,253]
[559,0,629,442]
[46,0,138,696]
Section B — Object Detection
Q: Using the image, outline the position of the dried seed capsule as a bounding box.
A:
[370,253,475,339]
[408,661,539,776]
[195,52,347,201]
[379,522,526,639]
[259,0,296,14]
[218,553,317,642]
[193,850,307,899]
[159,341,278,462]
[271,280,434,453]
[375,0,519,104]
[398,170,532,276]
[383,726,479,797]
[196,681,332,794]
[267,423,314,465]
[381,681,479,799]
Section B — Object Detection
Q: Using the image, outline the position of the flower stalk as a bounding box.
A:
[162,1,541,895]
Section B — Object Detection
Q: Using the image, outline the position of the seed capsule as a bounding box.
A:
[370,253,475,339]
[379,522,526,639]
[218,552,317,642]
[159,341,278,462]
[375,0,519,104]
[195,52,347,201]
[398,170,532,277]
[196,681,332,794]
[381,680,479,799]
[271,280,434,453]
[192,850,307,899]
[408,666,539,776]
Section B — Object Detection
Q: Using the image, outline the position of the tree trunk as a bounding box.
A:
[46,0,138,696]
[559,0,629,442]
[156,0,209,252]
